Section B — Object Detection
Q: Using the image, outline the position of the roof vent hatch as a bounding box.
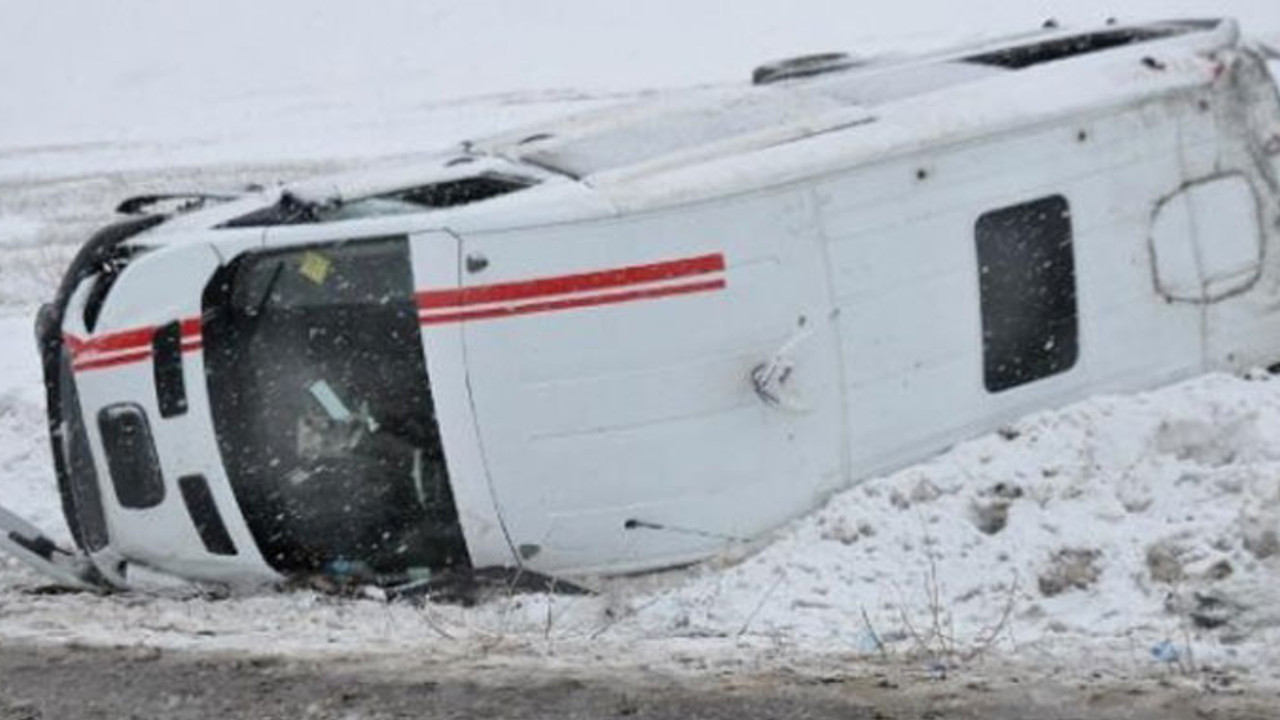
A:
[753,52,862,85]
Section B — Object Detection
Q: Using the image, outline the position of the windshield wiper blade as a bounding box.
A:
[116,193,238,216]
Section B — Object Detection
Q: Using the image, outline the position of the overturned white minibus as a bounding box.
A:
[4,18,1280,592]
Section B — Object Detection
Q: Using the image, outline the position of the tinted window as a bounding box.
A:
[976,195,1079,393]
[98,404,166,509]
[153,321,188,418]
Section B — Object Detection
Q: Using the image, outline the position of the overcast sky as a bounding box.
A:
[1,1,1275,151]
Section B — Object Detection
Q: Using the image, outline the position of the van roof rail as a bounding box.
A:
[752,52,861,85]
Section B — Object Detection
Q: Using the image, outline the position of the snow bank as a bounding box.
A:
[618,373,1280,663]
[0,218,44,248]
[2,318,1277,678]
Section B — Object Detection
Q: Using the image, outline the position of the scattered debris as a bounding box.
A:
[1188,592,1247,630]
[970,500,1011,535]
[1242,524,1279,561]
[1150,639,1181,664]
[909,478,944,504]
[1038,549,1102,597]
[819,517,874,545]
[1145,541,1186,584]
[1204,560,1234,581]
[984,482,1024,501]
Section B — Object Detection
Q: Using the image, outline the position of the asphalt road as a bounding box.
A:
[0,643,1276,720]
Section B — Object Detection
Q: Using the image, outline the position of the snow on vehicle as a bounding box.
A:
[4,18,1280,592]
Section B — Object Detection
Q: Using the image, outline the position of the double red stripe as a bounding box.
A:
[69,318,202,373]
[67,253,727,371]
[417,253,726,325]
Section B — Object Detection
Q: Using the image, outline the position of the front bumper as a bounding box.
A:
[36,216,164,565]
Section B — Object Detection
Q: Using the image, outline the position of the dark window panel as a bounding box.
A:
[153,320,188,418]
[98,404,166,510]
[178,475,238,557]
[976,195,1079,393]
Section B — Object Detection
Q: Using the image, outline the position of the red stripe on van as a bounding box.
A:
[179,318,202,339]
[71,326,155,356]
[71,349,154,373]
[420,278,726,325]
[69,253,726,369]
[69,318,203,373]
[416,253,725,312]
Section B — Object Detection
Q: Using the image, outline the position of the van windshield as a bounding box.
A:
[201,236,468,581]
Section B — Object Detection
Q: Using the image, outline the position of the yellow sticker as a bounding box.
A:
[298,251,332,285]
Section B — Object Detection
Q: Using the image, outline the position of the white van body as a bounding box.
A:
[6,18,1280,590]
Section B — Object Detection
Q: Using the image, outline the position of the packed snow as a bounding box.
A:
[0,218,43,248]
[1,0,1280,684]
[2,357,1279,680]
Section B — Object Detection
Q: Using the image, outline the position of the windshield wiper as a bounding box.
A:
[218,191,335,229]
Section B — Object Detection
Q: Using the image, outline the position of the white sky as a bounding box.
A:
[1,1,1276,151]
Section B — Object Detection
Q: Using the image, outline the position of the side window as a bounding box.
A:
[976,195,1079,393]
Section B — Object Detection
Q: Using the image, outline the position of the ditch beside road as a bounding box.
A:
[0,642,1275,720]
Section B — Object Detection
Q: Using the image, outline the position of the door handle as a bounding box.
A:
[751,328,812,414]
[465,253,489,274]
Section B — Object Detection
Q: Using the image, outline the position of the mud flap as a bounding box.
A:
[0,505,108,592]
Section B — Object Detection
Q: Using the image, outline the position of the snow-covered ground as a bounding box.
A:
[2,0,1280,686]
[3,363,1278,682]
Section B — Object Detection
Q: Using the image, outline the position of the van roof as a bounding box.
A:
[151,18,1244,236]
[473,19,1238,182]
